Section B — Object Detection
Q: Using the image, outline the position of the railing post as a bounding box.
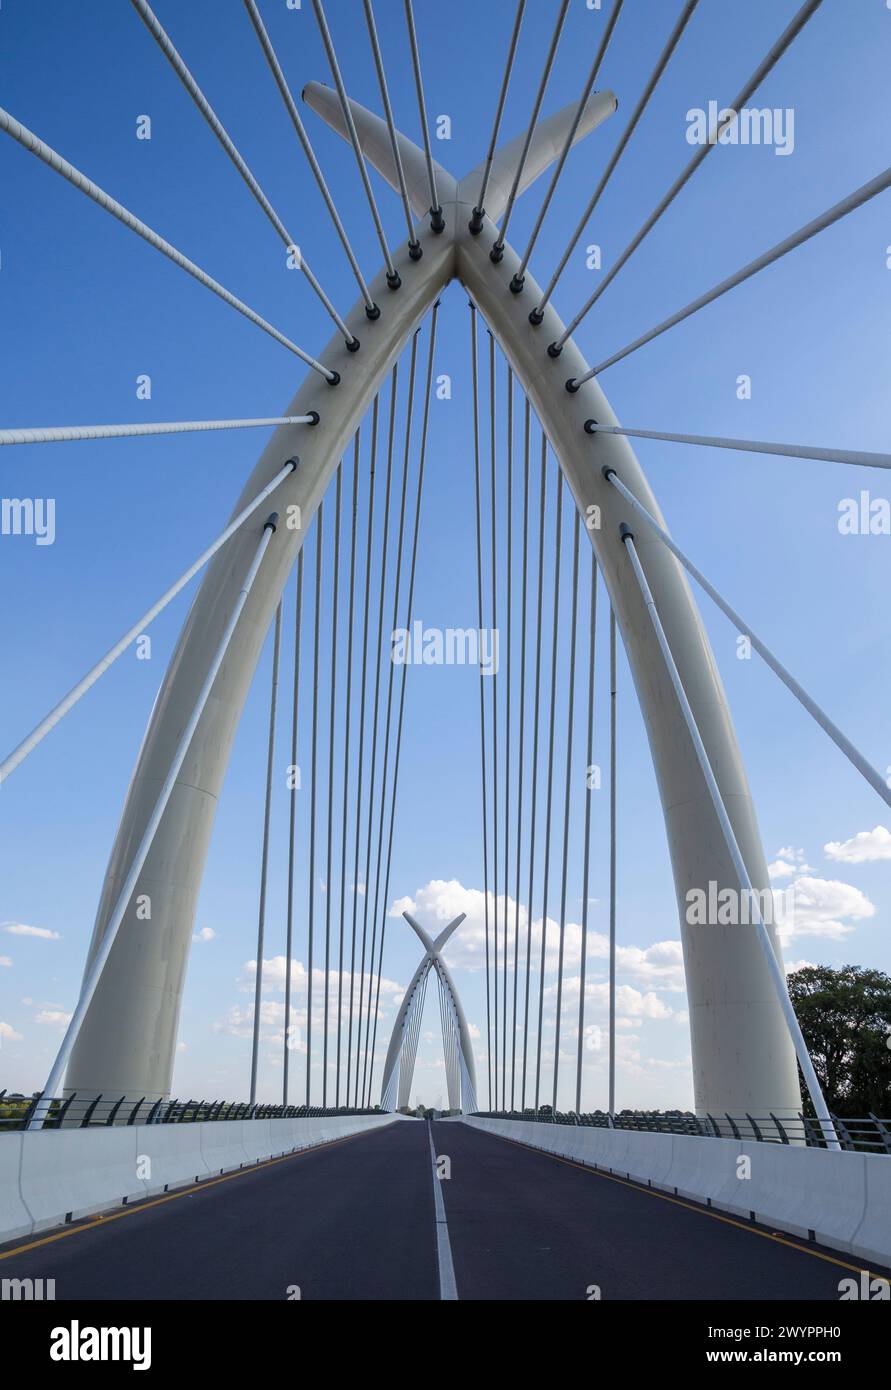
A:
[20,1092,43,1130]
[106,1095,125,1126]
[81,1093,103,1128]
[831,1113,853,1151]
[869,1113,891,1154]
[127,1096,146,1126]
[769,1111,789,1144]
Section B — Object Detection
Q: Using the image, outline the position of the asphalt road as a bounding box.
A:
[0,1118,883,1300]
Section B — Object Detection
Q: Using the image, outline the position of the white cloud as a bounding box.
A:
[611,939,685,992]
[542,975,675,1022]
[193,927,217,943]
[390,880,686,990]
[2,922,60,940]
[237,955,403,1001]
[769,846,811,879]
[824,825,891,864]
[216,957,406,1045]
[777,876,876,942]
[34,1010,72,1028]
[0,1021,23,1042]
[0,956,11,967]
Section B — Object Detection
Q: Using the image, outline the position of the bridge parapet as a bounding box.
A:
[0,1113,405,1243]
[464,1116,891,1271]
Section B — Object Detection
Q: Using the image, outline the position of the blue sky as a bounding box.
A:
[1,0,890,1112]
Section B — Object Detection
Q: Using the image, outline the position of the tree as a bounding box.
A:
[788,964,891,1117]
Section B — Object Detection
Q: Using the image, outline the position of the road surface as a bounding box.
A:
[0,1119,882,1300]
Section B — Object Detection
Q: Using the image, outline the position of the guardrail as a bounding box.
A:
[465,1113,891,1267]
[472,1109,891,1154]
[0,1110,405,1242]
[0,1090,381,1132]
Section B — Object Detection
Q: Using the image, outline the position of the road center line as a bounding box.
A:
[427,1122,458,1300]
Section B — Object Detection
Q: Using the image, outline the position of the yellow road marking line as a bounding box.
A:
[0,1123,394,1262]
[481,1128,888,1283]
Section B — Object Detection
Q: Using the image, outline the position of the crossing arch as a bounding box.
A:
[52,84,802,1122]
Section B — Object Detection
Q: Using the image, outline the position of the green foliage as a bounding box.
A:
[788,964,891,1117]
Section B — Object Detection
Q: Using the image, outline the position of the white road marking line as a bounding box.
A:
[427,1122,458,1300]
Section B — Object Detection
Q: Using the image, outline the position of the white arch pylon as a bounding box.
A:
[60,79,801,1122]
[380,913,478,1114]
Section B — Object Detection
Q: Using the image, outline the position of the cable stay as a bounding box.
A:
[130,0,358,348]
[354,370,398,1104]
[312,0,401,288]
[283,552,304,1107]
[322,466,344,1107]
[603,467,891,811]
[470,0,526,233]
[530,0,698,318]
[0,458,299,786]
[250,602,283,1106]
[366,304,440,1103]
[551,512,581,1111]
[470,306,494,1107]
[30,509,281,1128]
[243,0,377,315]
[619,522,839,1149]
[584,423,891,471]
[520,433,548,1112]
[575,552,598,1115]
[305,494,325,1105]
[547,0,824,352]
[336,434,361,1106]
[568,163,891,385]
[364,1,422,258]
[0,415,318,447]
[512,0,626,293]
[490,0,571,263]
[533,469,565,1112]
[347,399,380,1105]
[0,106,338,380]
[403,0,445,232]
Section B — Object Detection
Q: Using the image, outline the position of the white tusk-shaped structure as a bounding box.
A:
[379,913,477,1114]
[62,79,801,1125]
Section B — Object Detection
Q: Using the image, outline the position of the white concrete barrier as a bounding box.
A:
[0,1112,402,1242]
[593,1127,634,1175]
[18,1126,147,1231]
[669,1130,726,1203]
[199,1120,249,1176]
[622,1131,675,1188]
[241,1118,274,1163]
[140,1123,212,1195]
[464,1117,891,1269]
[0,1132,33,1241]
[853,1153,891,1268]
[743,1141,868,1253]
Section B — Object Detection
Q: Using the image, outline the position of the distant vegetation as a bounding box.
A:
[788,964,891,1117]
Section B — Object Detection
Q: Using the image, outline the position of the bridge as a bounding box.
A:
[1,0,890,1324]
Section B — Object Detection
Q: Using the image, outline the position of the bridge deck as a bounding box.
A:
[0,1120,880,1301]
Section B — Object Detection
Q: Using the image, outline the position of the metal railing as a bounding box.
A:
[472,1108,891,1154]
[0,1089,381,1132]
